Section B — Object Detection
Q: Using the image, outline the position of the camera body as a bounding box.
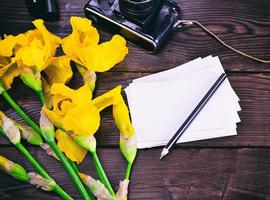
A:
[25,0,59,21]
[84,0,181,53]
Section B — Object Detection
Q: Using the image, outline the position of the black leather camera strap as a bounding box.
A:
[177,20,270,64]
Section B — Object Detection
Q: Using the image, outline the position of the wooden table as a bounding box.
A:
[0,0,270,199]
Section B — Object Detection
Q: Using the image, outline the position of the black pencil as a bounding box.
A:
[160,73,227,159]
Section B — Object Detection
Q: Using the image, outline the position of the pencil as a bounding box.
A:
[160,73,227,159]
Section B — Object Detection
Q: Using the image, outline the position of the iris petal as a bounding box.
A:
[44,56,73,84]
[62,16,128,72]
[93,86,134,138]
[55,129,87,164]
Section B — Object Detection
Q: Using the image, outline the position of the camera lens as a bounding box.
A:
[119,0,159,20]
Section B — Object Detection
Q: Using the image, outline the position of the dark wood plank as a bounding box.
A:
[1,147,270,200]
[0,0,270,199]
[0,0,269,72]
[1,74,270,147]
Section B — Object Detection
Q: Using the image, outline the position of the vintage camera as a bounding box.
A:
[84,0,182,53]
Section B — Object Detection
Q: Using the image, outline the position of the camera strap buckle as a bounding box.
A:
[174,20,194,29]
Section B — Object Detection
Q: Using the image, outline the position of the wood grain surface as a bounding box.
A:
[0,0,270,199]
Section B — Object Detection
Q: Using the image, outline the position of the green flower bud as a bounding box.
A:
[41,77,53,109]
[20,68,42,92]
[10,163,30,182]
[79,173,114,200]
[119,135,137,164]
[27,130,43,145]
[17,123,43,146]
[1,115,21,144]
[0,155,29,182]
[82,70,96,92]
[76,64,96,92]
[16,121,59,160]
[28,172,56,191]
[73,135,96,153]
[39,110,55,142]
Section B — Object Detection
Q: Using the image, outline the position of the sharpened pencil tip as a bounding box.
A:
[160,148,169,160]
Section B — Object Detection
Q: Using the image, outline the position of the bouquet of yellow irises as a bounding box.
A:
[0,16,137,200]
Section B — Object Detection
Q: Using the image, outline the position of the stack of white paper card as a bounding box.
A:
[125,56,241,149]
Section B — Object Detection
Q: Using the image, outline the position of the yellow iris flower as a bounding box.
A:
[0,20,72,91]
[15,19,61,72]
[62,16,128,72]
[14,19,72,91]
[43,83,100,136]
[0,34,25,89]
[43,83,99,163]
[93,86,136,164]
[43,83,134,164]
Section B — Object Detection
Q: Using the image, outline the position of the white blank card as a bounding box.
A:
[125,56,241,149]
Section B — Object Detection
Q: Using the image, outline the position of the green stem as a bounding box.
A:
[68,159,80,173]
[36,90,45,105]
[0,82,90,199]
[0,83,93,199]
[38,90,95,200]
[91,151,115,196]
[125,162,133,180]
[1,90,41,135]
[54,183,73,200]
[68,160,96,200]
[15,143,49,178]
[15,142,73,200]
[92,155,105,183]
[48,141,91,200]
